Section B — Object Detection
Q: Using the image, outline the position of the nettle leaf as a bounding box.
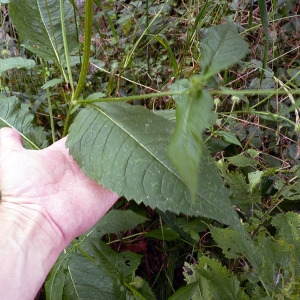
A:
[179,262,210,300]
[272,212,300,242]
[200,23,250,80]
[257,237,295,292]
[46,210,154,300]
[0,95,48,149]
[197,256,250,300]
[226,171,261,207]
[174,258,249,300]
[0,57,36,73]
[67,102,240,228]
[211,227,260,269]
[9,0,78,63]
[272,212,300,276]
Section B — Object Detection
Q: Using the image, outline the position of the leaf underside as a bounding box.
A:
[67,102,240,228]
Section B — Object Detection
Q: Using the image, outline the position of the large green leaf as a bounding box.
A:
[200,23,250,80]
[46,209,154,300]
[67,102,241,228]
[9,0,78,63]
[0,95,48,149]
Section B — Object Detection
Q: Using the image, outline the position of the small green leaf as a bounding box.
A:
[168,281,199,300]
[227,154,257,168]
[217,131,242,147]
[248,170,264,191]
[146,226,179,241]
[86,92,106,100]
[92,209,149,237]
[200,23,250,80]
[0,95,48,149]
[0,57,36,73]
[272,212,300,242]
[41,78,63,89]
[211,227,260,269]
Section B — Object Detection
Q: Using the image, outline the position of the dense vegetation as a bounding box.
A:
[0,0,300,299]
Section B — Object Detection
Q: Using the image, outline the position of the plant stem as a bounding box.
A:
[75,91,182,104]
[60,0,74,93]
[72,0,93,101]
[63,0,93,137]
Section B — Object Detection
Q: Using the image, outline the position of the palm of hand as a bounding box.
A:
[0,128,118,243]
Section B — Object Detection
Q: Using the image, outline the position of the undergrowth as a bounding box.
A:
[1,0,300,299]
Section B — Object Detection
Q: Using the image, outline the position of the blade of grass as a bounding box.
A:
[153,34,179,76]
[123,1,168,69]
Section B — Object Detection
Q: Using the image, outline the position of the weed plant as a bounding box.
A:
[1,0,300,299]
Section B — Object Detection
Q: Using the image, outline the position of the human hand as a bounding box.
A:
[0,127,119,246]
[0,127,118,298]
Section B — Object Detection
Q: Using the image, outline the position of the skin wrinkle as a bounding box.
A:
[2,202,64,242]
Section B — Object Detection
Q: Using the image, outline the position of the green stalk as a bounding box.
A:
[75,91,182,104]
[62,0,93,137]
[60,0,74,93]
[72,0,93,101]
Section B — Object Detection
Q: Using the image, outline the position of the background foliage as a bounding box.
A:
[0,0,300,299]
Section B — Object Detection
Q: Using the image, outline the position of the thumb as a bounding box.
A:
[0,128,24,153]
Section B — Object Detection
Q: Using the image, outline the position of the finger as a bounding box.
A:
[0,128,23,152]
